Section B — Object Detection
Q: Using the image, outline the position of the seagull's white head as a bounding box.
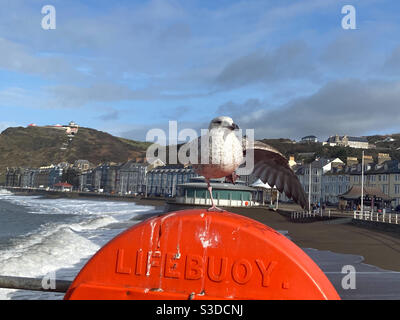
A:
[208,116,239,131]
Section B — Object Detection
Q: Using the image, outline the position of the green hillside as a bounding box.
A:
[1,125,400,185]
[0,126,151,182]
[260,136,400,163]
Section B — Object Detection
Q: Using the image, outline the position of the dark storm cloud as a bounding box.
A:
[215,41,317,88]
[217,99,263,118]
[320,33,371,69]
[122,78,400,143]
[227,79,400,140]
[97,109,120,121]
[383,45,400,75]
[161,105,191,119]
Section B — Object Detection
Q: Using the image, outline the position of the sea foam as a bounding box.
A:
[0,192,156,299]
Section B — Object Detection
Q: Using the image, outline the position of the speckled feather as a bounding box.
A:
[184,118,308,209]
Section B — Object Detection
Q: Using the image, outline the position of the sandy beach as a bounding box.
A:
[6,189,400,271]
[60,194,400,272]
[225,206,400,272]
[3,190,400,300]
[139,198,400,272]
[7,189,400,271]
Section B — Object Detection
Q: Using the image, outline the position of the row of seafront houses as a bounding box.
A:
[4,152,400,210]
[4,159,260,207]
[295,153,400,210]
[4,159,194,197]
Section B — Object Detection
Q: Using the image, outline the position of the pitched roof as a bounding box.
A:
[250,178,274,189]
[177,182,256,192]
[327,136,368,143]
[347,160,400,175]
[295,158,338,173]
[339,185,393,201]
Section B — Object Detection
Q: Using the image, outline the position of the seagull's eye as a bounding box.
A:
[214,120,222,124]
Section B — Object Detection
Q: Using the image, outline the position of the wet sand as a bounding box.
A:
[226,206,400,272]
[134,199,400,272]
[8,190,400,272]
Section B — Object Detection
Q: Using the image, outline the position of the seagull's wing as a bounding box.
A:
[243,138,308,209]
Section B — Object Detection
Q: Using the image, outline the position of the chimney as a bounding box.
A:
[363,155,374,164]
[346,157,358,166]
[288,155,296,168]
[378,153,391,165]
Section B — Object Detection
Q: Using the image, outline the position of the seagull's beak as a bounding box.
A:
[230,123,240,130]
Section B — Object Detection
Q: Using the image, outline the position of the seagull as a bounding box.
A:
[185,116,308,211]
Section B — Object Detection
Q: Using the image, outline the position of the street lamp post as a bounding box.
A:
[361,150,364,214]
[309,163,312,214]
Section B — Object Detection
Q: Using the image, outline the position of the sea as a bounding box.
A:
[0,189,161,300]
[1,188,400,300]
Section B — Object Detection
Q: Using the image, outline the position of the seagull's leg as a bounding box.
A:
[225,172,239,184]
[206,179,224,212]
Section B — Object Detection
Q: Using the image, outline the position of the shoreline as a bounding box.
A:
[226,206,400,272]
[3,188,400,272]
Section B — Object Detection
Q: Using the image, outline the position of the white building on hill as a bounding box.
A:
[323,135,370,149]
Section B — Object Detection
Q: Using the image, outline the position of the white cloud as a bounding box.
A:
[0,38,82,80]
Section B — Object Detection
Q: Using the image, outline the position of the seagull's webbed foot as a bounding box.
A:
[207,205,225,212]
[206,179,225,212]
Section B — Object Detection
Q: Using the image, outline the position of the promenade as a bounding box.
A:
[227,206,400,272]
[4,187,400,271]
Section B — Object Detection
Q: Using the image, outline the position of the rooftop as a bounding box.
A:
[177,182,256,192]
[339,185,393,201]
[327,135,368,143]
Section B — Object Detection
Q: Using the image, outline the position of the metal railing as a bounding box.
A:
[0,275,71,293]
[290,209,331,220]
[353,210,399,224]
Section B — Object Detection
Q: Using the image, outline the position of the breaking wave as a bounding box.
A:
[0,191,157,299]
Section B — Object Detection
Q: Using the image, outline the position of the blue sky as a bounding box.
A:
[1,0,400,143]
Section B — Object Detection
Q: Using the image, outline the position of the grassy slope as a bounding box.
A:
[0,126,150,182]
[260,136,400,163]
[1,126,400,184]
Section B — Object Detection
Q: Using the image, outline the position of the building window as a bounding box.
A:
[382,184,389,195]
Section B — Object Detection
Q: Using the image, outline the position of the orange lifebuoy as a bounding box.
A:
[64,209,340,300]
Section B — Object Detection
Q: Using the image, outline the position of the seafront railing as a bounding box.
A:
[353,210,399,224]
[290,209,331,220]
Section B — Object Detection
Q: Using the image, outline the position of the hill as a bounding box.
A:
[260,135,400,163]
[0,126,151,182]
[1,125,400,184]
[367,133,400,150]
